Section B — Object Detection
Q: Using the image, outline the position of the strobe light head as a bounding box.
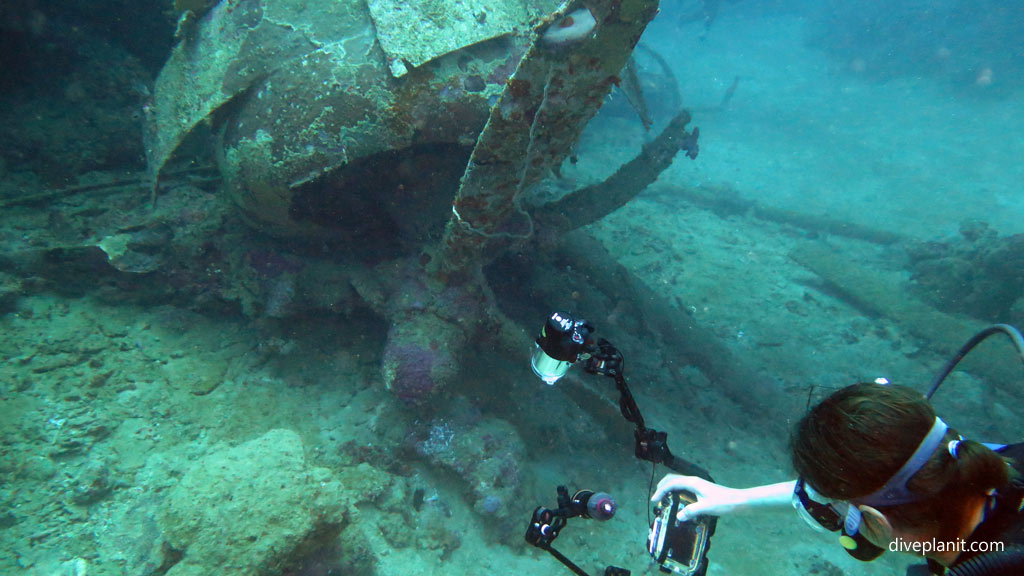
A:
[531,312,593,385]
[577,490,617,521]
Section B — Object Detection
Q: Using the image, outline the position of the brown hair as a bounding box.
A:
[792,383,1011,540]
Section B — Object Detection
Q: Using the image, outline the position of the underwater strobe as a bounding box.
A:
[531,311,594,384]
[525,485,629,576]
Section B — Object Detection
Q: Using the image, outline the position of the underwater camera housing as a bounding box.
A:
[648,491,715,576]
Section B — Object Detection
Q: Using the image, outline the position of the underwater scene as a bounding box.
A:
[1,0,1022,575]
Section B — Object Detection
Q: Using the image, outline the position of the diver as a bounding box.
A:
[652,370,1024,575]
[530,313,1022,575]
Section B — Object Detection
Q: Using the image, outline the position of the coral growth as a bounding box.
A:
[410,417,525,521]
[382,339,454,404]
[379,273,470,404]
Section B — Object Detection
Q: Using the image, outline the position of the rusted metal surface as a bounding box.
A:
[436,0,661,276]
[147,0,559,239]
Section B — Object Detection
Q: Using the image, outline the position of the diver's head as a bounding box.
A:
[791,382,1010,551]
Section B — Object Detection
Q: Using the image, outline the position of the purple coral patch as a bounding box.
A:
[384,344,439,404]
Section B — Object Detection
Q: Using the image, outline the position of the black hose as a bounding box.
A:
[926,324,1024,400]
[947,547,1024,576]
[926,328,1024,576]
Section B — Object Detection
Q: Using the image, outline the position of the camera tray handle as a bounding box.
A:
[539,544,631,576]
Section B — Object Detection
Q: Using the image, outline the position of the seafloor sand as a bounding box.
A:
[1,7,1021,576]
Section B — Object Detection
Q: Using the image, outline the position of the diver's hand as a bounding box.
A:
[652,475,745,521]
[652,476,796,522]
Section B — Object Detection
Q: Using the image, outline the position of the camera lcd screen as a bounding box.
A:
[649,491,712,576]
[665,520,700,565]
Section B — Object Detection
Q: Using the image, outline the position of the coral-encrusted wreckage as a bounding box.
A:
[0,0,794,570]
[4,1,1022,573]
[143,0,754,417]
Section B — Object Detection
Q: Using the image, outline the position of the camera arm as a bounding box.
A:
[584,338,712,480]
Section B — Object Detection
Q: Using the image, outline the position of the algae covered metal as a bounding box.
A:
[146,0,667,409]
[367,0,537,77]
[436,0,662,274]
[147,0,560,239]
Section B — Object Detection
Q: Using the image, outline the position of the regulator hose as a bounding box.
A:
[926,324,1024,401]
[947,547,1024,576]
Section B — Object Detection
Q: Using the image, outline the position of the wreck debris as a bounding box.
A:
[372,0,663,406]
[790,242,1019,386]
[367,0,547,77]
[719,75,740,108]
[145,0,281,206]
[620,56,654,130]
[435,0,662,278]
[649,182,906,245]
[906,227,1024,322]
[534,107,699,233]
[0,165,218,209]
[635,43,683,115]
[142,0,729,419]
[173,0,218,19]
[151,0,555,239]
